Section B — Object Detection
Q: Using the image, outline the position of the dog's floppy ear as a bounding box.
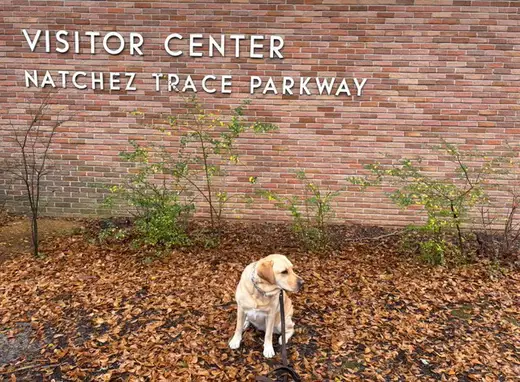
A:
[257,259,276,285]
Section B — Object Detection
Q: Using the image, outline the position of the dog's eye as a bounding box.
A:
[281,270,288,274]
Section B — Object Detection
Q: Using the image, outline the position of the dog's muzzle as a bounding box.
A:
[296,278,304,292]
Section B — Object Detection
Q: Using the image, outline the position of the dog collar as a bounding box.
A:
[251,262,279,297]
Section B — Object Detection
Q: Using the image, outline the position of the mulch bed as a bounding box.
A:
[0,214,83,262]
[0,209,18,227]
[0,222,519,381]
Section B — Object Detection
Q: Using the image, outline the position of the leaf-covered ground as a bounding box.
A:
[0,222,519,381]
[0,213,81,261]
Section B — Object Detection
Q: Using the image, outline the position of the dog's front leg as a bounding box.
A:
[263,313,276,358]
[229,307,245,349]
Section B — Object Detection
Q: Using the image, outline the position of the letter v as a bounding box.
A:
[22,29,42,52]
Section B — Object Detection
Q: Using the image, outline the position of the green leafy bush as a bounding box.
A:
[105,140,194,248]
[349,142,501,264]
[258,170,339,252]
[105,97,277,248]
[133,202,193,247]
[167,96,278,231]
[97,223,128,244]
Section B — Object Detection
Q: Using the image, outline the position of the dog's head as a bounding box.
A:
[256,254,304,293]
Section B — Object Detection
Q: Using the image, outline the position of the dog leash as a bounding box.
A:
[255,290,302,382]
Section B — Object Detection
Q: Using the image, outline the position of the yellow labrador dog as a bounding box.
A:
[229,254,303,358]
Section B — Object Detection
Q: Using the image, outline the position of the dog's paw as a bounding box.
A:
[263,344,275,358]
[228,336,241,350]
[279,332,294,345]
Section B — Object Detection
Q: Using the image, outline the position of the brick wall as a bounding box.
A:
[1,0,519,226]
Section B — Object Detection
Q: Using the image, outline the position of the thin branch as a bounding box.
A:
[0,362,63,376]
[345,229,406,244]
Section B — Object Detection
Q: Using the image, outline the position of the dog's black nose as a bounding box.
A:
[297,278,304,290]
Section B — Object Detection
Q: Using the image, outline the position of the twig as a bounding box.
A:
[0,362,63,376]
[346,229,405,243]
